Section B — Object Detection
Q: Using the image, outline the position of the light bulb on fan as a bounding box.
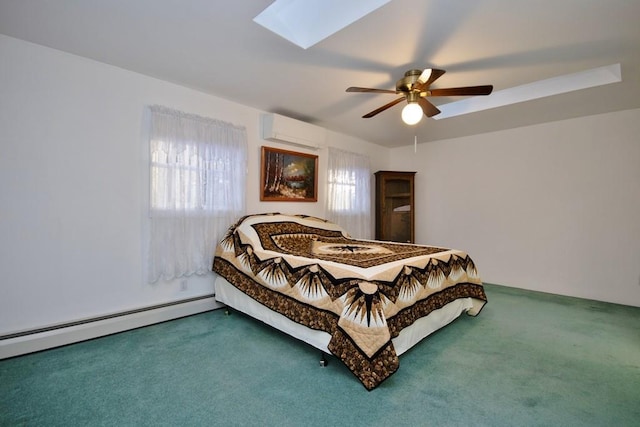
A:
[401,103,422,125]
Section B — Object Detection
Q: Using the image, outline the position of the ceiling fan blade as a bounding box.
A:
[418,68,446,87]
[346,87,397,94]
[362,97,405,118]
[418,98,441,117]
[427,85,494,97]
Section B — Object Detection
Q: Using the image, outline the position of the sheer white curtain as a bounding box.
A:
[147,105,247,283]
[325,147,372,239]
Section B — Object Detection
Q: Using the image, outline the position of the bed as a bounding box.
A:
[212,213,487,390]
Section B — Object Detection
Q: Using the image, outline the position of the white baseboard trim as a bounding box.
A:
[0,295,223,360]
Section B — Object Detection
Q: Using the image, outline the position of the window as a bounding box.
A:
[327,169,358,212]
[325,147,371,239]
[150,141,243,214]
[147,105,247,283]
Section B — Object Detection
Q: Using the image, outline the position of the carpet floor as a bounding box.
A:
[1,284,639,426]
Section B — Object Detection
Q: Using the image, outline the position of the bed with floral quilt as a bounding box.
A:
[212,213,487,390]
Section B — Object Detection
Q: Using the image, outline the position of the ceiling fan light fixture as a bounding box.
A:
[347,66,488,122]
[402,102,423,125]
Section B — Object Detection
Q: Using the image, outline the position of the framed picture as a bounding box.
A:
[260,146,318,202]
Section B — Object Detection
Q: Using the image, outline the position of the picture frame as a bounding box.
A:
[260,146,318,202]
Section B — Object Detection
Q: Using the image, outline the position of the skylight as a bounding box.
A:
[253,0,391,49]
[434,64,622,120]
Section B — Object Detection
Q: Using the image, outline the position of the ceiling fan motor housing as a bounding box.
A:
[396,69,423,92]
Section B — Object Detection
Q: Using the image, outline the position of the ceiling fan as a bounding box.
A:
[346,68,493,125]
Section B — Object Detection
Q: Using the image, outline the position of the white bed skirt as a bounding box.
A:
[214,276,474,356]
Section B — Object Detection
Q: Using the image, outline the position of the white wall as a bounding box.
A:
[390,110,640,307]
[0,35,389,335]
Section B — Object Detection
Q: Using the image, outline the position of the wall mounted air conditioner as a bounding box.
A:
[261,113,326,150]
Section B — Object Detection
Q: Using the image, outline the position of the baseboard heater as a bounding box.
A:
[0,295,222,360]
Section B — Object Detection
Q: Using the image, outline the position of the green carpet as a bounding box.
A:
[2,284,639,426]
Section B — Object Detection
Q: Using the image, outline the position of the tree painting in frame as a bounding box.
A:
[260,146,318,202]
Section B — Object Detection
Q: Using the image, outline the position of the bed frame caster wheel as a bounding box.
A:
[319,354,328,367]
[224,307,231,316]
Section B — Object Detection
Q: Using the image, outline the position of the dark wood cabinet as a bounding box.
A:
[374,171,416,243]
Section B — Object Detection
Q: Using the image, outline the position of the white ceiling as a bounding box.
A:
[1,0,639,148]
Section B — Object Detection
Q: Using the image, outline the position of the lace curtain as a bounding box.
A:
[147,105,247,283]
[325,147,372,239]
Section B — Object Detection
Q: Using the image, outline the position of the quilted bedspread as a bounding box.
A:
[212,213,487,390]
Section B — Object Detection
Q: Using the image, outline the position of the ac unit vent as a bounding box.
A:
[261,113,326,150]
